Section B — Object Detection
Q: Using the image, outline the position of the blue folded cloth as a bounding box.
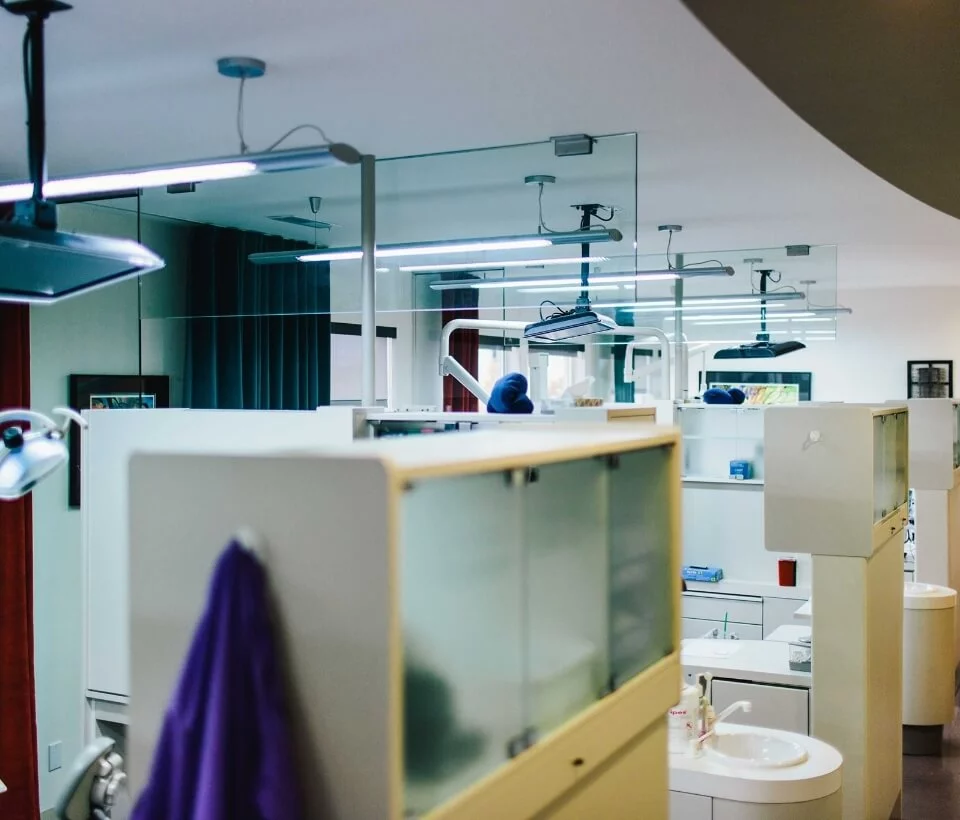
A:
[487,372,534,414]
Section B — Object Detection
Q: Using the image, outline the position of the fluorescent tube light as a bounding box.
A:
[399,255,608,273]
[0,145,362,204]
[628,301,788,314]
[299,238,550,263]
[250,227,624,267]
[518,284,623,294]
[690,316,833,327]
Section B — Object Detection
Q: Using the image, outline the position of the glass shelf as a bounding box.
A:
[677,405,765,483]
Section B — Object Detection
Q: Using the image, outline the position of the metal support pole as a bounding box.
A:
[673,253,684,401]
[360,154,376,407]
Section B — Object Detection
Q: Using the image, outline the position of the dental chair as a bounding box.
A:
[55,738,128,820]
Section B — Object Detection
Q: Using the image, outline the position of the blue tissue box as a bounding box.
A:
[729,460,754,480]
[682,565,724,583]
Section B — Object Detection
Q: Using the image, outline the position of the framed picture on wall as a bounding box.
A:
[68,374,170,509]
[907,360,953,398]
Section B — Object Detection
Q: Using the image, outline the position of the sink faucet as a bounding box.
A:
[695,700,752,752]
[715,700,752,724]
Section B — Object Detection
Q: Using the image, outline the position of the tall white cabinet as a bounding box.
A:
[765,403,908,820]
[127,428,681,820]
[905,400,960,662]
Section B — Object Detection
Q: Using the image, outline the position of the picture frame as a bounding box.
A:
[703,370,813,402]
[68,374,170,509]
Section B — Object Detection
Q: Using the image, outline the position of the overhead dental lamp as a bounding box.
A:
[0,407,86,500]
[714,269,807,359]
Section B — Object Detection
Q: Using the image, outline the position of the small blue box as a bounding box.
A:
[729,460,754,480]
[682,565,724,583]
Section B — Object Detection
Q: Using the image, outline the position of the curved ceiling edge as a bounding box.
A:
[681,0,960,222]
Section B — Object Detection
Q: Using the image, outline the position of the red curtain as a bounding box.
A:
[0,302,40,820]
[441,284,480,412]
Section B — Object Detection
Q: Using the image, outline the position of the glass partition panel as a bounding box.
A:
[894,411,909,511]
[953,404,960,470]
[522,458,609,739]
[400,471,523,815]
[607,446,674,687]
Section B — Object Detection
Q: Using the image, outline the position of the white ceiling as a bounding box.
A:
[2,0,960,285]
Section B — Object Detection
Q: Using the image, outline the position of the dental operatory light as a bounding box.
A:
[714,266,807,359]
[0,15,361,303]
[0,0,165,302]
[0,406,85,500]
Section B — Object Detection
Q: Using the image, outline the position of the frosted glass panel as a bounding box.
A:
[873,417,887,522]
[954,404,960,469]
[400,471,523,815]
[608,446,674,686]
[679,407,765,481]
[523,459,609,738]
[894,412,908,511]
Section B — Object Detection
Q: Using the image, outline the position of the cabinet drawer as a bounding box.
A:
[682,617,762,641]
[682,593,763,625]
[711,678,809,735]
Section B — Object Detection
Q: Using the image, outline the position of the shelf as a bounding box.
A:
[682,476,764,486]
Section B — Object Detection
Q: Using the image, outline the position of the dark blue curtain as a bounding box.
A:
[613,308,635,403]
[184,226,331,409]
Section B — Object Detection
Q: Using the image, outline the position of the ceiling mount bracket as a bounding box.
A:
[658,224,683,233]
[216,56,267,80]
[551,134,594,157]
[786,244,811,257]
[524,174,556,186]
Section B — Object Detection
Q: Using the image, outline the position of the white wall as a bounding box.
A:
[29,205,187,810]
[689,285,960,403]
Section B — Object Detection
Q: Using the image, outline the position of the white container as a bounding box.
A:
[668,684,700,753]
[903,581,957,729]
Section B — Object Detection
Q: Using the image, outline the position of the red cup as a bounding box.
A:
[778,558,797,587]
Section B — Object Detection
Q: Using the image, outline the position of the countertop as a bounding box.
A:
[670,724,843,804]
[683,579,812,601]
[764,625,811,644]
[682,638,812,688]
[794,599,812,620]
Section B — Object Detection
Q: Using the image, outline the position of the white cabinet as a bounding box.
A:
[765,404,909,558]
[711,679,809,735]
[762,597,802,638]
[683,593,763,624]
[670,791,712,820]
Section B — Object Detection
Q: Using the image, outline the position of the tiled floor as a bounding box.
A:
[903,704,960,818]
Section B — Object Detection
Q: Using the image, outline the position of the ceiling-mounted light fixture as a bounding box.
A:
[713,268,807,359]
[429,264,731,292]
[0,145,360,205]
[249,228,623,267]
[401,255,608,274]
[0,20,361,303]
[0,0,166,302]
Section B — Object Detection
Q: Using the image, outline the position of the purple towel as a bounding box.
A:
[132,541,302,820]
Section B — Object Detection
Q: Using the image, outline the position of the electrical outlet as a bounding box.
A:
[48,741,61,772]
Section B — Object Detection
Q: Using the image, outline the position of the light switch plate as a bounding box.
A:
[48,741,61,772]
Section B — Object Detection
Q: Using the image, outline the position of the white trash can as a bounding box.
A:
[903,581,957,754]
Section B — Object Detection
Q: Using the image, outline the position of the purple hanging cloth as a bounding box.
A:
[131,540,303,820]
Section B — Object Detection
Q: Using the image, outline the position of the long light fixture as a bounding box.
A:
[625,293,807,311]
[399,255,608,273]
[518,283,623,294]
[429,264,732,292]
[690,316,833,326]
[0,145,362,205]
[248,227,623,267]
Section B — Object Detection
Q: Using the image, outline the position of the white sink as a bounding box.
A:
[705,730,809,769]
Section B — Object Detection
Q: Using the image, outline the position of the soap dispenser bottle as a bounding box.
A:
[668,683,699,753]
